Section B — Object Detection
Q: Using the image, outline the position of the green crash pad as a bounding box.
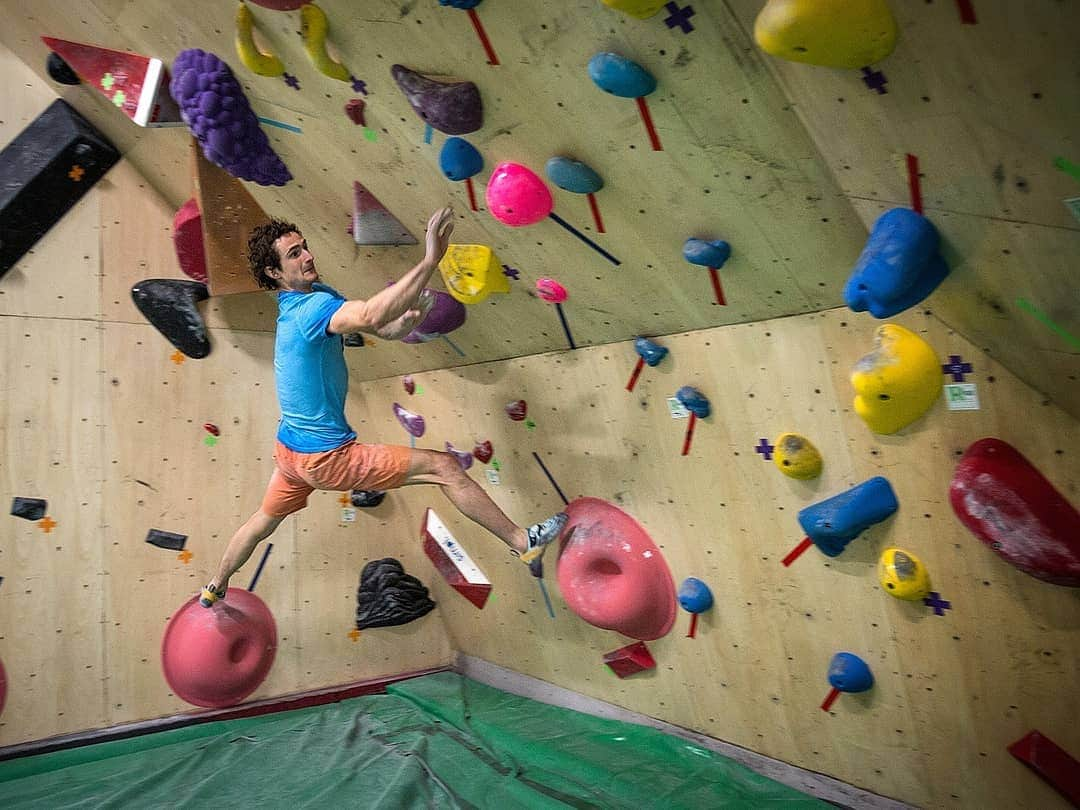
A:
[0,672,827,808]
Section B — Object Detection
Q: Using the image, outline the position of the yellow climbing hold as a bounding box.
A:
[599,0,668,19]
[438,244,510,305]
[754,0,898,69]
[878,547,931,601]
[300,3,350,82]
[851,324,939,434]
[235,4,285,77]
[773,433,823,479]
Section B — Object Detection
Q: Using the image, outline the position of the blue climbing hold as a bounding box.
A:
[634,336,668,367]
[438,0,482,8]
[545,156,604,194]
[844,207,950,318]
[676,386,711,419]
[588,52,657,99]
[797,477,898,558]
[683,238,731,268]
[827,652,874,693]
[439,136,483,181]
[678,577,714,614]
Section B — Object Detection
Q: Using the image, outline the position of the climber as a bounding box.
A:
[200,206,566,607]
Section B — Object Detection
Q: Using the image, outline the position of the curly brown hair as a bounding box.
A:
[248,219,301,290]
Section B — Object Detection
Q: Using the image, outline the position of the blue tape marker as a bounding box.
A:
[538,578,555,618]
[532,451,569,506]
[247,542,273,592]
[547,212,621,266]
[424,124,434,144]
[554,302,576,349]
[257,117,302,134]
[441,335,466,356]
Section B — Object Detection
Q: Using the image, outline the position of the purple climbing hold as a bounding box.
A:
[391,64,483,135]
[402,289,467,344]
[393,403,426,437]
[170,49,291,186]
[445,442,475,470]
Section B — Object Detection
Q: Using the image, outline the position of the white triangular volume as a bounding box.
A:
[353,181,417,245]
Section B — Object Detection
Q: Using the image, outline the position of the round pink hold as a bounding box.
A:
[536,278,567,303]
[485,162,553,226]
[161,590,277,708]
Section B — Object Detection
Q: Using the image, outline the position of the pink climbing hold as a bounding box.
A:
[536,278,567,303]
[485,162,553,227]
[172,198,207,284]
[344,98,366,126]
[160,589,277,708]
[557,496,677,641]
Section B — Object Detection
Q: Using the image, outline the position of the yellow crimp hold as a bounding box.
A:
[851,324,940,434]
[438,244,510,305]
[599,0,669,19]
[773,433,823,479]
[301,3,350,82]
[878,547,931,601]
[754,0,898,69]
[235,3,285,77]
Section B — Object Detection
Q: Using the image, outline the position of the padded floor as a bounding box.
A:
[0,672,827,808]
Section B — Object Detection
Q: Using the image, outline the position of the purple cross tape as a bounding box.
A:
[861,67,888,95]
[941,355,973,382]
[754,438,775,461]
[664,2,696,33]
[923,591,952,616]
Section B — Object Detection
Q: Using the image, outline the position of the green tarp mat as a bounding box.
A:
[0,672,828,808]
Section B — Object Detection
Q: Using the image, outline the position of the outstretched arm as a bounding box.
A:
[328,207,454,336]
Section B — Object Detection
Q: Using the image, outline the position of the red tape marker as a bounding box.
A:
[782,537,813,567]
[465,177,477,211]
[906,153,923,215]
[955,0,977,24]
[626,357,645,392]
[820,687,841,712]
[708,268,726,305]
[681,412,697,456]
[687,613,699,639]
[636,96,663,151]
[587,192,606,233]
[467,9,499,66]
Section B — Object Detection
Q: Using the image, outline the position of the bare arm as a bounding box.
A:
[329,207,454,336]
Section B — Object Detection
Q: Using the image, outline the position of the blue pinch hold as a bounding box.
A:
[634,336,668,367]
[439,136,483,181]
[678,577,714,614]
[827,652,874,693]
[844,207,950,318]
[683,238,731,269]
[676,385,710,419]
[797,476,898,558]
[588,52,657,99]
[545,156,604,194]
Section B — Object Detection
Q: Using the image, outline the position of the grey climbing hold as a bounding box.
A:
[131,279,210,359]
[356,557,436,629]
[391,65,483,135]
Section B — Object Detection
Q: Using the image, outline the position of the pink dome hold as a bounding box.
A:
[485,162,553,227]
[557,497,677,641]
[161,589,277,708]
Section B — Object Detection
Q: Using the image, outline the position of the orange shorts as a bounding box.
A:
[261,440,413,517]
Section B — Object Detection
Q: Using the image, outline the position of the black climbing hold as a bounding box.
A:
[343,333,365,347]
[11,497,47,521]
[130,279,211,359]
[350,489,386,508]
[0,99,120,276]
[356,557,436,630]
[145,528,188,551]
[46,52,81,85]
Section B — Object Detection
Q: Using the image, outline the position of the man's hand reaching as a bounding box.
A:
[375,288,436,340]
[425,207,455,266]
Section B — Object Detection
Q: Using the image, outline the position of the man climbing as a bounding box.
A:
[200,206,567,607]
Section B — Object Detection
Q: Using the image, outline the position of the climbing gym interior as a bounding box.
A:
[1,1,1077,807]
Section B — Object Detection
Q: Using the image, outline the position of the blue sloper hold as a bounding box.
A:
[683,238,731,268]
[844,207,950,318]
[588,52,657,98]
[634,336,668,367]
[545,156,604,194]
[439,0,482,7]
[797,477,898,557]
[678,577,714,614]
[676,385,711,418]
[439,137,483,181]
[828,652,874,693]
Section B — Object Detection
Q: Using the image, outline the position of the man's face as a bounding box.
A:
[268,232,319,292]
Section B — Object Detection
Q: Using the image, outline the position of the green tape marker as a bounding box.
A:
[1053,156,1080,184]
[1017,297,1080,350]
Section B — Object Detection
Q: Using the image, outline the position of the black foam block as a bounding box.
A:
[0,99,120,276]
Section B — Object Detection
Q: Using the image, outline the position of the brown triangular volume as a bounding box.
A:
[353,181,417,246]
[191,139,267,296]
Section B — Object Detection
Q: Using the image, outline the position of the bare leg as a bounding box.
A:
[207,509,286,593]
[402,450,527,552]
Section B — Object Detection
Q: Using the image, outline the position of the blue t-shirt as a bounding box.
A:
[275,282,357,452]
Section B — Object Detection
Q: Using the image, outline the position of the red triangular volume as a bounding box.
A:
[353,181,418,246]
[421,508,491,609]
[1008,730,1080,807]
[41,37,183,127]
